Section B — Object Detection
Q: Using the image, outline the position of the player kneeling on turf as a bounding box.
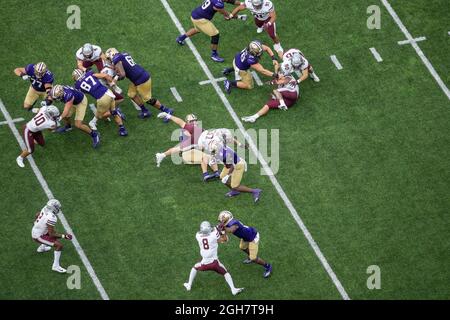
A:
[183,221,244,295]
[242,63,299,123]
[31,199,72,273]
[16,105,60,168]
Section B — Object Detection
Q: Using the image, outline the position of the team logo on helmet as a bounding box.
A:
[185,113,198,124]
[45,105,60,119]
[50,85,64,99]
[34,62,47,78]
[218,210,234,225]
[72,68,85,81]
[46,199,62,214]
[105,48,119,62]
[248,40,263,57]
[252,0,264,10]
[199,221,213,235]
[82,43,94,59]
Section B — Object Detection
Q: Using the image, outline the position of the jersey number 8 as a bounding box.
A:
[202,238,209,250]
[202,0,211,10]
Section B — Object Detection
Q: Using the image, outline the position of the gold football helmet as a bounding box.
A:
[34,62,47,78]
[218,210,234,225]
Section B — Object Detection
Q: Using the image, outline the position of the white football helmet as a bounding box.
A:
[46,199,61,214]
[199,221,213,235]
[185,113,198,124]
[252,0,263,10]
[34,62,47,78]
[50,85,64,99]
[291,52,304,68]
[105,48,119,62]
[248,40,263,57]
[72,68,85,81]
[218,210,233,225]
[81,43,94,59]
[45,105,60,119]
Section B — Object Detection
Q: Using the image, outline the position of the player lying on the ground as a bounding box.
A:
[176,0,241,63]
[155,112,221,181]
[49,85,100,148]
[183,221,244,295]
[282,48,320,83]
[16,105,60,168]
[31,199,72,273]
[207,139,261,202]
[14,62,54,113]
[105,48,174,120]
[229,0,284,58]
[72,68,128,136]
[242,64,300,123]
[223,40,278,93]
[217,210,272,278]
[76,43,105,72]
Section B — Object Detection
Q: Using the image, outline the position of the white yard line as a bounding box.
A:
[369,47,383,62]
[170,87,183,102]
[381,0,450,100]
[0,99,109,300]
[330,55,343,70]
[199,77,227,86]
[397,36,426,45]
[251,71,263,86]
[160,0,350,300]
[0,117,24,126]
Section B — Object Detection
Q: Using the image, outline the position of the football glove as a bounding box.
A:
[221,175,230,184]
[22,75,29,80]
[278,104,288,111]
[157,112,168,119]
[63,234,73,240]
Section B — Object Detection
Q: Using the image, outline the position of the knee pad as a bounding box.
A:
[146,98,157,106]
[211,34,220,45]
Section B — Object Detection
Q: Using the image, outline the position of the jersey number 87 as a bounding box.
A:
[80,75,97,92]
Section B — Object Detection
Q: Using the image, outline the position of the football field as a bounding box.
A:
[0,0,449,300]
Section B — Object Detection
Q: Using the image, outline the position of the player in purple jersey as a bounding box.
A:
[105,48,174,121]
[176,0,241,63]
[72,69,127,137]
[14,62,54,112]
[222,40,278,93]
[217,210,272,278]
[49,85,100,148]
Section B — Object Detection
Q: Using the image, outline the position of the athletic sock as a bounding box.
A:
[188,268,197,286]
[160,105,170,113]
[179,34,187,41]
[224,273,237,291]
[230,81,238,88]
[212,49,218,55]
[53,250,61,267]
[140,105,148,112]
[264,263,270,268]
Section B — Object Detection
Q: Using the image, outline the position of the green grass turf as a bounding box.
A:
[0,0,448,299]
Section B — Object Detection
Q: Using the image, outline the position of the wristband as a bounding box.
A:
[62,234,66,239]
[271,55,277,61]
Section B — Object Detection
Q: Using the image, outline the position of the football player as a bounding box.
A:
[283,49,320,83]
[105,48,174,120]
[49,85,100,149]
[183,221,244,295]
[222,40,278,93]
[176,0,241,62]
[14,62,54,112]
[72,68,127,136]
[76,43,105,72]
[16,105,60,168]
[242,64,300,123]
[229,0,284,58]
[217,210,272,278]
[206,139,261,202]
[99,63,125,107]
[31,199,73,273]
[155,112,221,181]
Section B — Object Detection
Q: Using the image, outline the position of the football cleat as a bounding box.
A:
[211,52,225,63]
[52,265,67,273]
[232,288,244,296]
[310,72,320,82]
[118,126,128,137]
[16,156,25,168]
[252,189,262,203]
[263,264,272,278]
[176,36,185,46]
[37,244,52,253]
[183,283,191,291]
[224,80,232,94]
[256,27,264,34]
[203,172,219,182]
[156,153,166,167]
[138,109,152,119]
[55,125,73,133]
[222,67,234,76]
[225,190,240,197]
[91,131,100,148]
[242,257,253,264]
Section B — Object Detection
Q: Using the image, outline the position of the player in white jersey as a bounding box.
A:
[230,0,284,58]
[31,199,73,273]
[183,221,244,295]
[76,43,105,72]
[282,48,320,83]
[242,64,300,122]
[16,105,60,168]
[198,128,247,154]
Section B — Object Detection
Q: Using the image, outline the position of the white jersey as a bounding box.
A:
[196,228,221,264]
[198,128,234,152]
[283,48,310,71]
[76,45,102,62]
[32,207,57,238]
[245,0,274,21]
[278,76,300,96]
[26,107,57,133]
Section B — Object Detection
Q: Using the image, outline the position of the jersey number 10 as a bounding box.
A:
[33,113,46,126]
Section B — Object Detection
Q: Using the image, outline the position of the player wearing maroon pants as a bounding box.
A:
[242,65,299,123]
[16,105,60,168]
[230,0,283,58]
[183,221,244,295]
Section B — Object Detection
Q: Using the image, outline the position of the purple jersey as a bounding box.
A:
[74,70,108,100]
[234,49,259,71]
[215,146,240,167]
[59,86,84,105]
[112,52,150,86]
[191,0,224,20]
[226,219,257,242]
[25,64,54,92]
